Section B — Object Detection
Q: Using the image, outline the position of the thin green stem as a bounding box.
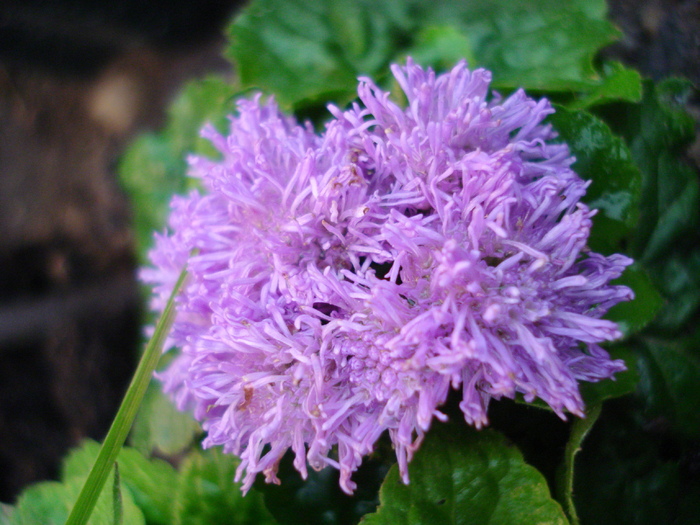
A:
[556,402,603,525]
[112,463,122,525]
[66,266,188,525]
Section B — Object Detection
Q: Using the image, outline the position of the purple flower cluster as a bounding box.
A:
[142,59,633,494]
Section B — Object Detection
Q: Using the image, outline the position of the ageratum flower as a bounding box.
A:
[142,59,633,494]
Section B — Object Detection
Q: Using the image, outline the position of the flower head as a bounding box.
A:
[143,59,633,494]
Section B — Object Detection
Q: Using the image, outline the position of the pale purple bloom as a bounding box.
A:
[142,59,633,494]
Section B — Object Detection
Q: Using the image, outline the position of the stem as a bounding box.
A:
[556,402,602,525]
[66,266,188,525]
[112,463,122,525]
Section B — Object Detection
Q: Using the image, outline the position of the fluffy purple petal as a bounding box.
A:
[142,59,633,494]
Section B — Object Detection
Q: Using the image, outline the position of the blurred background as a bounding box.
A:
[0,0,697,505]
[0,0,246,502]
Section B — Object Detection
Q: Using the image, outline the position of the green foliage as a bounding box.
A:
[572,397,700,525]
[417,0,620,92]
[63,441,179,525]
[130,381,201,456]
[227,0,413,111]
[362,421,568,524]
[173,448,276,525]
[112,463,123,525]
[406,25,477,73]
[65,264,188,525]
[9,470,145,525]
[569,62,643,109]
[119,75,241,260]
[7,439,276,525]
[649,248,700,332]
[603,266,664,338]
[633,82,699,264]
[227,0,631,115]
[549,105,642,254]
[615,79,700,333]
[637,335,700,440]
[566,78,700,524]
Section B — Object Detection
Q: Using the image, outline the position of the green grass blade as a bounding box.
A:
[66,264,188,525]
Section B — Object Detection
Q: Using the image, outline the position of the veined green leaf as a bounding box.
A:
[10,475,144,525]
[568,62,642,109]
[174,448,276,525]
[227,0,627,115]
[549,105,642,255]
[637,336,700,440]
[130,380,201,457]
[604,266,664,338]
[63,441,179,525]
[362,422,568,524]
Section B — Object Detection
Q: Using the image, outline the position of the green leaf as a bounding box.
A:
[119,134,187,259]
[426,0,621,91]
[62,440,180,525]
[568,62,642,110]
[406,25,477,73]
[362,422,568,524]
[228,0,343,110]
[10,475,145,525]
[119,75,240,260]
[640,156,699,264]
[227,0,625,115]
[548,105,642,255]
[601,78,700,332]
[617,78,698,260]
[164,76,241,157]
[112,450,178,525]
[646,247,700,332]
[637,336,700,440]
[173,448,276,525]
[227,0,420,111]
[604,265,664,338]
[130,380,201,457]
